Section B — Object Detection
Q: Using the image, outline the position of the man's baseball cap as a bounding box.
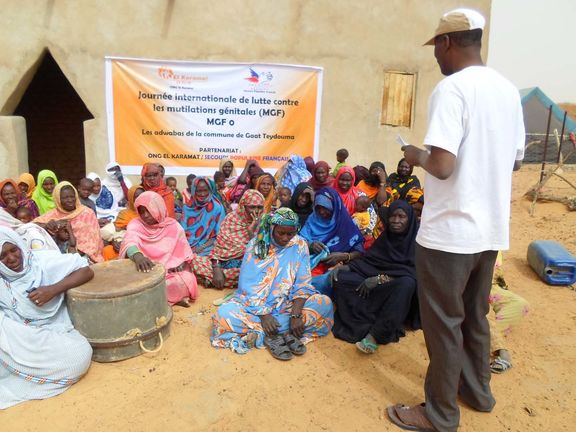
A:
[423,8,485,46]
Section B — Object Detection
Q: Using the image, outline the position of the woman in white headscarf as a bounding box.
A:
[101,162,132,207]
[0,226,93,409]
[86,172,119,222]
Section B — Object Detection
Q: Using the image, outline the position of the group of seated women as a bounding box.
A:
[0,154,428,406]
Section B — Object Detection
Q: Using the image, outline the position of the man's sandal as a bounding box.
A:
[264,335,293,361]
[387,403,437,432]
[490,356,512,374]
[283,334,306,355]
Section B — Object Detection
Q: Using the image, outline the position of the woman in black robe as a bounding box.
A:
[288,182,314,226]
[332,199,419,353]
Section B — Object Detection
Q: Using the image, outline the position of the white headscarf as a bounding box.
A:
[0,208,58,251]
[0,227,87,323]
[101,161,132,205]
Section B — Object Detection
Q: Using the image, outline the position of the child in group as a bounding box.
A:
[182,173,196,206]
[77,178,97,214]
[15,206,34,223]
[277,187,292,208]
[165,176,183,218]
[331,148,349,177]
[352,195,374,248]
[488,252,530,374]
[53,221,77,254]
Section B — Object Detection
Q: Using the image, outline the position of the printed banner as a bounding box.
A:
[105,57,323,175]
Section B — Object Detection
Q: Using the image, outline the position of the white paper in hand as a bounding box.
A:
[396,134,408,147]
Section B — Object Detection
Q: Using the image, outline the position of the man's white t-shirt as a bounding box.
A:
[416,66,525,254]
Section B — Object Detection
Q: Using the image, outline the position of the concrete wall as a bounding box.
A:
[0,0,491,180]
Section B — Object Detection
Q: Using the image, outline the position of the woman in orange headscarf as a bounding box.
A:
[140,163,175,218]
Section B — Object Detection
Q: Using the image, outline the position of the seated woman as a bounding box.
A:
[192,190,265,289]
[255,173,277,213]
[219,158,237,193]
[17,173,36,199]
[31,169,58,215]
[211,208,333,360]
[87,172,119,223]
[333,167,377,231]
[275,155,312,193]
[0,227,93,409]
[386,158,421,201]
[181,177,226,256]
[226,160,264,204]
[289,182,314,226]
[355,162,390,206]
[331,200,419,353]
[299,187,365,275]
[0,179,39,220]
[309,161,334,191]
[140,163,175,218]
[101,185,144,261]
[34,182,104,263]
[120,191,198,306]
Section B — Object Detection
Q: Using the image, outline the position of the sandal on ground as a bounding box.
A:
[212,292,235,306]
[355,337,379,354]
[490,356,512,374]
[283,334,306,356]
[387,403,437,432]
[264,335,293,361]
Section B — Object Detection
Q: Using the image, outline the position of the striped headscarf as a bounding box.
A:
[254,207,300,259]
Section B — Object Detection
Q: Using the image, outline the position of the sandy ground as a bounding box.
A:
[2,165,575,431]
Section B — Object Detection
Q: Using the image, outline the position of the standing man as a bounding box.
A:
[387,8,525,432]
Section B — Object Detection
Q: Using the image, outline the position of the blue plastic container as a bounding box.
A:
[527,240,576,285]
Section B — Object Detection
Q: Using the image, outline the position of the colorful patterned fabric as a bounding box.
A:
[31,170,58,215]
[254,207,300,259]
[0,226,92,409]
[180,177,226,256]
[210,234,333,353]
[17,173,36,199]
[192,255,242,289]
[299,187,364,253]
[120,191,197,304]
[254,173,276,213]
[210,189,265,261]
[333,166,361,215]
[309,161,335,191]
[0,179,40,219]
[34,182,104,263]
[140,163,175,218]
[277,155,312,193]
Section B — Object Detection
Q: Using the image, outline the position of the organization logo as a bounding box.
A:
[157,67,208,84]
[244,68,274,91]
